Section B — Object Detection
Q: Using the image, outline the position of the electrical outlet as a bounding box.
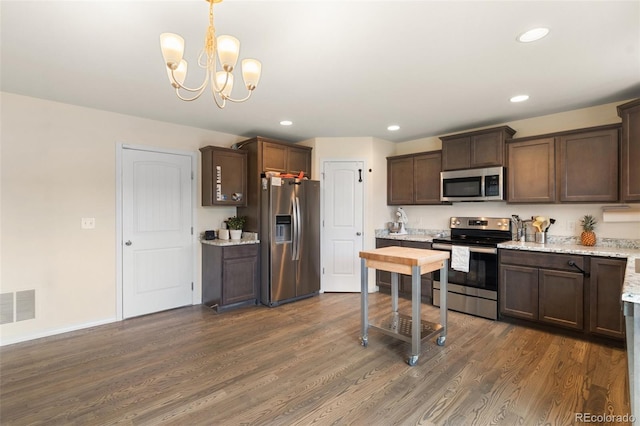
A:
[81,217,95,229]
[567,220,576,232]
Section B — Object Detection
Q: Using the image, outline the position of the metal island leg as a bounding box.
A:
[360,258,368,347]
[408,264,422,366]
[437,259,448,346]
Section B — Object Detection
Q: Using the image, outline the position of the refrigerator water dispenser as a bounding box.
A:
[275,215,292,243]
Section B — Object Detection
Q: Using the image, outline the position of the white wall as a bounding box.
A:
[0,92,243,344]
[390,100,640,240]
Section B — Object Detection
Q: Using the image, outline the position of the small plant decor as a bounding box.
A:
[226,216,246,230]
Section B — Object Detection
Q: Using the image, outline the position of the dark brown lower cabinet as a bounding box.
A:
[375,238,432,304]
[589,257,626,339]
[202,243,259,312]
[499,264,538,320]
[538,269,584,330]
[500,249,626,341]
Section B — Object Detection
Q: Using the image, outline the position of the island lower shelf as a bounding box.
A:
[369,313,443,344]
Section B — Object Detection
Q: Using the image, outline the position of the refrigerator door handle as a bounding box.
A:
[295,196,302,261]
[291,197,298,261]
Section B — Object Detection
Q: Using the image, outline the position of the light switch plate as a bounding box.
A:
[81,217,95,229]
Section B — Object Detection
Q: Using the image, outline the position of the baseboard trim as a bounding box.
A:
[0,317,118,347]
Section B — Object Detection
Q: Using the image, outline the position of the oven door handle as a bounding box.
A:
[432,243,497,255]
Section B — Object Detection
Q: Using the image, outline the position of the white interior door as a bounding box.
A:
[322,160,364,292]
[122,148,193,318]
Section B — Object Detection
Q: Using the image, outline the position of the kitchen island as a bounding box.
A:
[359,246,450,366]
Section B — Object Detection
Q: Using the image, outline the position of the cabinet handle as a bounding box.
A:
[568,260,589,277]
[358,169,363,183]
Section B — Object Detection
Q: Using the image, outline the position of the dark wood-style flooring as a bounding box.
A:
[0,293,631,425]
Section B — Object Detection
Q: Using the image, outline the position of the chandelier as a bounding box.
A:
[160,0,262,108]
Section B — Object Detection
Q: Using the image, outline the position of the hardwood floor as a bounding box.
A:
[0,293,631,425]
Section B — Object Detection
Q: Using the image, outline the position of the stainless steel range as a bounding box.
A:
[431,217,512,320]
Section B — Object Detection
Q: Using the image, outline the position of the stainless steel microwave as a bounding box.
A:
[440,166,505,202]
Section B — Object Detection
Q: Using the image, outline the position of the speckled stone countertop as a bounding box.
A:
[375,229,448,242]
[201,238,260,247]
[498,241,640,304]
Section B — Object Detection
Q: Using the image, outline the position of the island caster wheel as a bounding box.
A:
[407,355,418,366]
[436,336,446,346]
[360,337,368,347]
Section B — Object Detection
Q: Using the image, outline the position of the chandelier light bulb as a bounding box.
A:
[217,35,240,71]
[160,33,185,68]
[216,72,234,98]
[242,59,261,89]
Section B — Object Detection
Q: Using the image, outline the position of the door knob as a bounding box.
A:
[356,232,362,236]
[125,240,132,246]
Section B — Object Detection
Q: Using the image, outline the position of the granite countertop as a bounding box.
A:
[375,229,448,242]
[498,240,640,305]
[201,238,260,247]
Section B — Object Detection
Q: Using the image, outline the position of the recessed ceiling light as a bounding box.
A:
[510,95,530,103]
[517,27,549,43]
[387,125,400,131]
[280,120,293,126]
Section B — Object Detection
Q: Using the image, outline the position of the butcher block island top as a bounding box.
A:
[359,246,450,276]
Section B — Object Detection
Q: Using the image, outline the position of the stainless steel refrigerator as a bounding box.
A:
[260,177,320,306]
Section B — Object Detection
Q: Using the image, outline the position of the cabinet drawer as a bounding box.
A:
[500,250,584,272]
[401,240,431,250]
[223,244,259,259]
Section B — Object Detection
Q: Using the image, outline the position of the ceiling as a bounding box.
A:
[2,1,639,143]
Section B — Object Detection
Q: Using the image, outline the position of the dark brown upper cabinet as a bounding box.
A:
[617,98,640,202]
[557,125,619,203]
[261,140,311,176]
[200,146,247,206]
[506,137,556,203]
[387,151,443,205]
[507,124,621,204]
[440,126,516,171]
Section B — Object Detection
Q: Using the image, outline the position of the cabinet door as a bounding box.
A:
[538,269,583,330]
[558,128,619,202]
[414,152,442,204]
[262,142,288,173]
[471,132,504,168]
[222,255,258,305]
[500,264,538,320]
[507,138,556,203]
[441,136,470,171]
[200,146,247,206]
[618,100,640,201]
[387,157,415,205]
[288,146,311,176]
[589,257,626,339]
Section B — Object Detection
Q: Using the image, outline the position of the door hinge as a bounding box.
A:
[191,171,194,180]
[322,220,324,227]
[191,282,194,291]
[322,267,325,275]
[191,227,194,235]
